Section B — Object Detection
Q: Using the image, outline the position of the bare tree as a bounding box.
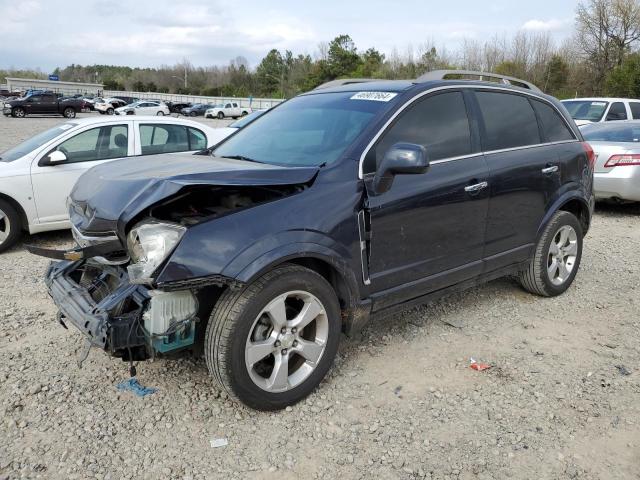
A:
[576,0,640,90]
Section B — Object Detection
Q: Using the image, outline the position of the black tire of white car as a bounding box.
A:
[205,264,341,410]
[217,112,224,119]
[519,210,583,297]
[0,199,21,253]
[63,107,76,118]
[106,108,114,115]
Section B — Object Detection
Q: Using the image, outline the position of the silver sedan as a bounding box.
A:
[582,121,640,202]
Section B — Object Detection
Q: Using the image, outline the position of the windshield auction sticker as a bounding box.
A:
[350,92,398,102]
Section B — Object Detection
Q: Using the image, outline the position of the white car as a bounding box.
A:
[95,98,127,115]
[205,102,251,119]
[561,97,640,127]
[0,116,222,252]
[116,101,170,116]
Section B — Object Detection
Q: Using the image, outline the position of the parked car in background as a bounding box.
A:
[111,96,138,104]
[582,121,640,202]
[205,102,251,119]
[2,92,87,118]
[180,103,214,117]
[0,116,224,252]
[167,101,191,113]
[37,72,594,410]
[115,101,170,116]
[561,98,640,127]
[95,98,127,115]
[206,109,269,143]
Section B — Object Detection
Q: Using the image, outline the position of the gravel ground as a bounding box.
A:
[0,113,639,480]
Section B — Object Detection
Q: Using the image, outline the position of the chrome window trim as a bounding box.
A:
[358,85,579,178]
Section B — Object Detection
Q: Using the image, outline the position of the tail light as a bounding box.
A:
[604,154,640,167]
[582,142,596,169]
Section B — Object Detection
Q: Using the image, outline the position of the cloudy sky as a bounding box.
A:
[1,0,581,71]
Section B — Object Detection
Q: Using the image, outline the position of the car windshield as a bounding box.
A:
[0,123,77,162]
[562,100,609,121]
[229,109,267,128]
[213,92,390,167]
[581,122,640,143]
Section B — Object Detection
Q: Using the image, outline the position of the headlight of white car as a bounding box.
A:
[126,221,186,284]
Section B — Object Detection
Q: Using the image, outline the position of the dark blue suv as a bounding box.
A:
[37,71,595,410]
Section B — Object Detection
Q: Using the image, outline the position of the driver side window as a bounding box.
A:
[363,91,473,174]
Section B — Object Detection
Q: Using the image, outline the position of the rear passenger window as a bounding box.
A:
[531,100,575,142]
[476,91,540,151]
[367,91,472,172]
[606,102,627,121]
[629,103,640,119]
[140,124,189,155]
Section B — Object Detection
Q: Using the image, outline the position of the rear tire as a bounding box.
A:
[63,107,76,118]
[12,107,25,118]
[519,211,583,297]
[190,112,197,117]
[205,264,341,410]
[156,111,165,116]
[0,199,21,253]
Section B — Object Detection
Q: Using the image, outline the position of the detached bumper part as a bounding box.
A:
[45,261,198,362]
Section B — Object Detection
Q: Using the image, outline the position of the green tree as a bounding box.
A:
[256,49,286,96]
[606,52,640,97]
[543,55,569,96]
[327,34,362,78]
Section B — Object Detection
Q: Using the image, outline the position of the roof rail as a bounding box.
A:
[313,78,378,90]
[416,70,542,93]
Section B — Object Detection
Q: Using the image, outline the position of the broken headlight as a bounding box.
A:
[126,221,186,284]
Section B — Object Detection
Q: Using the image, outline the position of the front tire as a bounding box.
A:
[12,107,25,118]
[217,112,224,119]
[0,199,21,253]
[519,211,583,297]
[157,111,165,116]
[205,264,341,410]
[63,107,76,118]
[106,107,114,115]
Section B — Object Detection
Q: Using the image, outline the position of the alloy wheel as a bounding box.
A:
[0,207,11,245]
[547,225,578,286]
[245,290,329,393]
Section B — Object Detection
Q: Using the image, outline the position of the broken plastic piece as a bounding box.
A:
[469,357,491,371]
[116,377,157,397]
[210,438,229,448]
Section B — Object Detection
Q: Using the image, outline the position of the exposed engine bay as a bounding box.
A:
[148,185,304,226]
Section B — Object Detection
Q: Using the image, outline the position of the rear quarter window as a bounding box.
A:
[630,103,640,119]
[476,91,541,151]
[531,100,575,143]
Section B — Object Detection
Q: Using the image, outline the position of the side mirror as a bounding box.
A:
[372,143,430,194]
[47,150,68,164]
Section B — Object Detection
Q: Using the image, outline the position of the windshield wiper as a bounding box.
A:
[220,155,263,164]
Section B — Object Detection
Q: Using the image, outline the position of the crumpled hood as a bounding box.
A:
[69,153,319,235]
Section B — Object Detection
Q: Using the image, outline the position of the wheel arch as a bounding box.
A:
[538,192,591,240]
[234,246,365,335]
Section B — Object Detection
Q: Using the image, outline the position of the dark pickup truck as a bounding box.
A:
[2,92,88,118]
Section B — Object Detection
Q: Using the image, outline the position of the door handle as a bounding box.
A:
[542,165,559,174]
[464,181,488,193]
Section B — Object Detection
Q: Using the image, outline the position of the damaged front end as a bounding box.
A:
[45,259,201,363]
[34,153,318,367]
